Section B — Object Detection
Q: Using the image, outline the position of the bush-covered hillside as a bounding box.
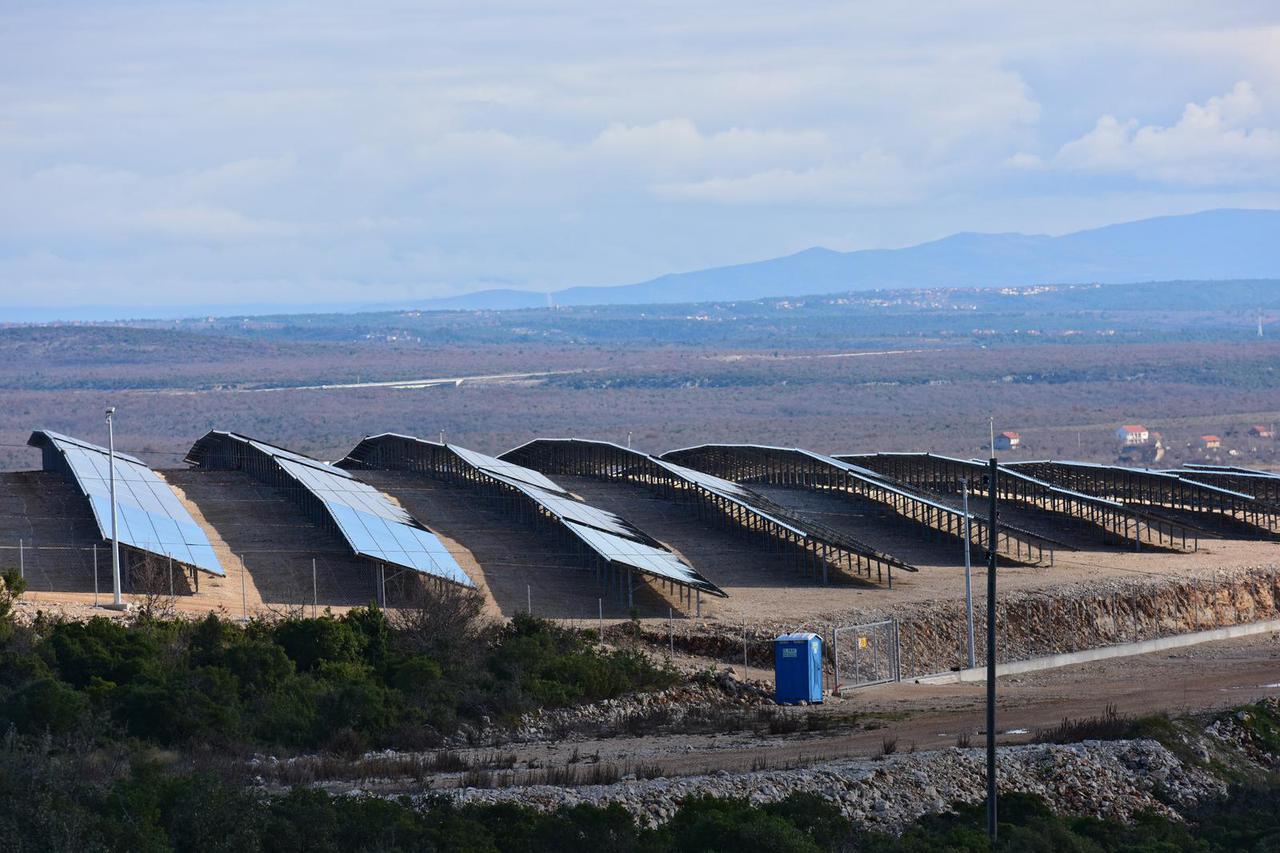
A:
[0,572,675,751]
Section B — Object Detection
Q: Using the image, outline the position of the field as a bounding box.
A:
[2,280,1279,477]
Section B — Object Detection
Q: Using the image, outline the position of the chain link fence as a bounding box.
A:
[832,619,900,692]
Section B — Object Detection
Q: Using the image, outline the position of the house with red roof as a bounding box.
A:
[994,431,1021,450]
[1115,424,1149,446]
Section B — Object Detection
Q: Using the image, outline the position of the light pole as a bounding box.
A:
[104,407,125,610]
[962,478,975,669]
[985,418,999,842]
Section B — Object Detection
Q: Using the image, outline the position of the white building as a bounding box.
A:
[1115,425,1149,445]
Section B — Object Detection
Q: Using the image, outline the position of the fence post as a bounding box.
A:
[896,617,906,676]
[18,539,23,580]
[833,627,842,694]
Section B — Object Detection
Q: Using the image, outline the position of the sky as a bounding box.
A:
[2,1,1280,312]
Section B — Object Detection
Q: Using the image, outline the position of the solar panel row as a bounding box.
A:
[345,435,726,596]
[30,430,225,576]
[274,457,473,586]
[188,431,475,588]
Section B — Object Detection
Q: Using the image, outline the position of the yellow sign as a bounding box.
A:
[857,636,868,649]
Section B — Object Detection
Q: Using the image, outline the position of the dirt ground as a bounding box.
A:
[348,631,1280,790]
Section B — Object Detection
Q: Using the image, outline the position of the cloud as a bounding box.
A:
[132,206,302,240]
[652,150,925,205]
[1055,81,1280,184]
[3,2,1280,310]
[1005,152,1044,170]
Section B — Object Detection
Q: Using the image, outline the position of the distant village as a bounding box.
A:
[989,423,1275,467]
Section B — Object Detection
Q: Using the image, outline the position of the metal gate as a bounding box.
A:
[833,620,899,692]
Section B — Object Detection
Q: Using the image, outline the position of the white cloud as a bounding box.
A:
[590,119,832,179]
[3,2,1280,309]
[652,150,925,205]
[132,206,302,240]
[1005,152,1044,170]
[1055,81,1280,184]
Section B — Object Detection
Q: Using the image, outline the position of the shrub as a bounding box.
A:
[1,677,88,735]
[0,606,679,751]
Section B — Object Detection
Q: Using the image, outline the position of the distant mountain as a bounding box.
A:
[418,208,1280,310]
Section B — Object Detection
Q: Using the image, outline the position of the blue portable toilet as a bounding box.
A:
[774,632,823,704]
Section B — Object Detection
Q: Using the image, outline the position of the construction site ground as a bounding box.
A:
[294,630,1280,793]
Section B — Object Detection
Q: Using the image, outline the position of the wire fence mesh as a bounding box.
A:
[832,619,900,692]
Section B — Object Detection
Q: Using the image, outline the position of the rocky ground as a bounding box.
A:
[443,738,1224,831]
[441,698,1280,834]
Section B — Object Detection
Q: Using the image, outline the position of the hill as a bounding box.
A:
[421,208,1280,309]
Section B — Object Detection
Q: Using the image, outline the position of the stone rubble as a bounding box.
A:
[463,671,775,745]
[432,739,1224,832]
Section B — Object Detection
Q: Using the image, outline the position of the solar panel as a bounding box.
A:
[190,432,475,587]
[29,430,225,576]
[487,470,647,540]
[449,445,569,495]
[562,521,722,594]
[652,457,754,499]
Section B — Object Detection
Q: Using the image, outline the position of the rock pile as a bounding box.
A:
[442,739,1224,832]
[497,670,774,743]
[1205,697,1280,770]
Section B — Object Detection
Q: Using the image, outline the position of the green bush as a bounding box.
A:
[1,733,1280,853]
[0,598,679,751]
[0,677,88,735]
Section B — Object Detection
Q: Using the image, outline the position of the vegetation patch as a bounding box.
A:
[0,574,678,752]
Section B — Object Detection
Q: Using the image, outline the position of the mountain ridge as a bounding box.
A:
[416,207,1280,310]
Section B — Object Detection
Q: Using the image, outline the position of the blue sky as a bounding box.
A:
[2,1,1279,311]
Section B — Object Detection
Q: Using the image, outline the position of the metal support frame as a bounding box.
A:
[660,444,1053,568]
[500,438,915,588]
[842,452,1198,552]
[339,434,724,611]
[1009,460,1278,539]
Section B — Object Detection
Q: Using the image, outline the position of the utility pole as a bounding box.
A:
[985,421,999,842]
[962,479,976,669]
[103,408,126,610]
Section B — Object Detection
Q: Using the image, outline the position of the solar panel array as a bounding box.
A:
[29,430,225,576]
[651,456,807,536]
[344,434,724,595]
[190,431,474,587]
[452,443,724,595]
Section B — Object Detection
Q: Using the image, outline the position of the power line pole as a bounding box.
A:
[986,420,999,842]
[962,479,976,669]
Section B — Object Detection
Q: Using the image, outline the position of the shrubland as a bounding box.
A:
[3,571,1280,850]
[0,573,677,752]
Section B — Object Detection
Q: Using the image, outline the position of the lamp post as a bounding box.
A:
[104,407,126,610]
[962,478,975,669]
[986,418,999,842]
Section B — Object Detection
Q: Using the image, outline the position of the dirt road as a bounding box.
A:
[434,631,1280,785]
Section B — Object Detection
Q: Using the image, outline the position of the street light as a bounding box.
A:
[103,407,126,610]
